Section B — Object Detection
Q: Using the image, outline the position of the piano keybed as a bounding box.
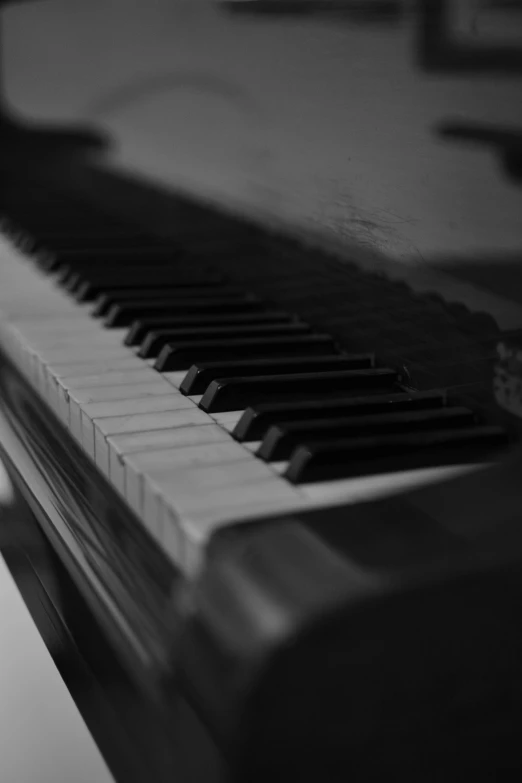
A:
[0,186,519,580]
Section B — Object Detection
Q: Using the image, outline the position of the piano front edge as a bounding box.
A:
[178,501,522,781]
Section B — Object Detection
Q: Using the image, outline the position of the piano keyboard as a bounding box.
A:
[0,192,518,578]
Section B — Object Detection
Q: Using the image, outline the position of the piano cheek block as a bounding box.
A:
[174,519,522,779]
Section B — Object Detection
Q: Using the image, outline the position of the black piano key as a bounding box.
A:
[285,426,509,484]
[258,406,476,461]
[76,277,231,302]
[232,390,447,441]
[30,234,156,253]
[51,242,180,257]
[105,296,265,327]
[54,254,189,280]
[138,322,311,359]
[60,257,202,287]
[155,334,337,371]
[66,266,221,290]
[199,368,400,413]
[125,311,296,346]
[61,266,221,304]
[180,353,374,395]
[92,285,245,315]
[22,234,153,256]
[38,247,183,273]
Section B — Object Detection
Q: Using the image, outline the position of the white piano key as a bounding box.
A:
[125,441,252,518]
[27,331,128,349]
[15,320,107,337]
[40,345,134,364]
[81,393,199,420]
[77,302,98,314]
[0,285,76,308]
[42,350,137,389]
[210,411,245,431]
[109,423,230,460]
[14,308,100,324]
[0,294,53,313]
[93,407,209,471]
[65,379,176,416]
[14,316,96,334]
[47,356,146,377]
[59,368,161,389]
[129,441,252,479]
[8,306,83,321]
[49,364,160,416]
[161,371,191,388]
[244,441,262,452]
[160,472,307,572]
[35,324,128,338]
[181,488,308,530]
[5,300,92,319]
[33,332,129,355]
[270,461,289,474]
[151,459,282,517]
[173,481,308,575]
[68,380,175,441]
[108,424,229,493]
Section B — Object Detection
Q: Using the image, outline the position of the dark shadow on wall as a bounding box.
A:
[430,254,522,306]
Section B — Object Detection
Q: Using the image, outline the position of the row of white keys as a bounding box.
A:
[0,239,308,574]
[111,365,315,569]
[92,406,209,471]
[0,307,487,577]
[108,423,231,494]
[0,235,512,580]
[84,397,203,466]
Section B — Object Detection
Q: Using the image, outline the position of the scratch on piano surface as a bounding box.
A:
[312,177,424,261]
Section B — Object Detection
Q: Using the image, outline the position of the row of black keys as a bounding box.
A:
[5,205,510,484]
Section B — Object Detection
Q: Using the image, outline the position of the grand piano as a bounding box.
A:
[1,1,522,781]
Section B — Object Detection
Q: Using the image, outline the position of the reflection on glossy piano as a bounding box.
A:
[1,1,522,781]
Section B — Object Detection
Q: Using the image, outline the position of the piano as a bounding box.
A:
[1,1,522,780]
